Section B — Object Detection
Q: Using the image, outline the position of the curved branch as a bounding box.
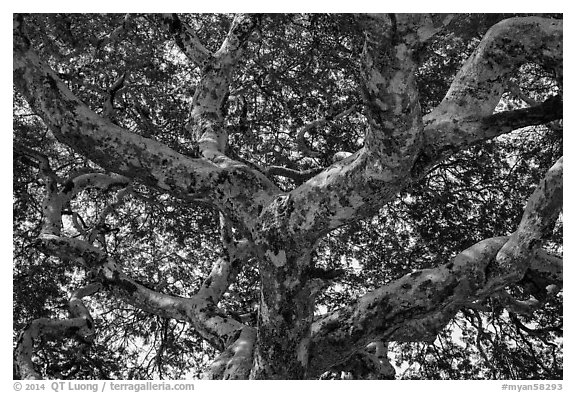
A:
[422,17,562,162]
[259,16,563,248]
[529,250,562,284]
[37,233,245,351]
[95,13,132,56]
[295,105,357,158]
[204,328,257,379]
[103,72,126,123]
[14,282,101,380]
[483,156,562,292]
[253,14,425,245]
[308,156,562,376]
[64,173,130,199]
[190,14,261,161]
[308,236,507,376]
[37,234,190,320]
[509,312,562,337]
[24,148,250,353]
[14,143,63,184]
[14,15,280,229]
[495,291,542,316]
[160,13,211,67]
[265,166,323,183]
[419,95,562,168]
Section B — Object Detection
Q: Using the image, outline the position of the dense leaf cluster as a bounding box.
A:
[13,13,562,379]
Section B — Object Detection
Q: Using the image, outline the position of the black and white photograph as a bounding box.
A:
[11,9,565,387]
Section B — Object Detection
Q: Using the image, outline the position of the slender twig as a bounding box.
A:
[296,104,356,158]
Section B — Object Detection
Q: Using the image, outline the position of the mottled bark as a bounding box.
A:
[15,283,100,380]
[307,157,562,376]
[14,13,562,380]
[13,14,279,230]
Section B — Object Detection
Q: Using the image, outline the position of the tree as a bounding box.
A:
[13,13,562,380]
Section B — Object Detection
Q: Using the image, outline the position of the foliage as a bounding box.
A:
[13,13,562,379]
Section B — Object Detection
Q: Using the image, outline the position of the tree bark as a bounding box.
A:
[13,14,563,380]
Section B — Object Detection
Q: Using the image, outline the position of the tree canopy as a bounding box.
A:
[13,13,562,380]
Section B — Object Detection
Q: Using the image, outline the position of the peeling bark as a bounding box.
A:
[14,13,562,380]
[160,13,211,67]
[483,157,563,292]
[15,283,100,380]
[307,157,562,377]
[13,15,280,229]
[205,328,256,379]
[422,17,562,161]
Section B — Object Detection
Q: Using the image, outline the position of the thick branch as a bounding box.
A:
[308,236,506,376]
[14,15,280,229]
[204,328,257,379]
[14,283,100,380]
[160,14,211,67]
[259,16,563,248]
[420,95,562,166]
[422,17,562,162]
[252,14,425,247]
[26,151,249,353]
[308,156,562,376]
[483,156,563,292]
[37,234,190,320]
[64,173,130,199]
[529,250,562,284]
[190,14,261,160]
[14,143,63,184]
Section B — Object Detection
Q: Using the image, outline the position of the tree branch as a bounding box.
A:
[529,250,562,284]
[103,72,126,123]
[14,14,280,230]
[295,105,357,158]
[204,328,257,379]
[265,166,324,183]
[189,14,261,161]
[24,158,249,356]
[421,17,562,163]
[14,283,101,380]
[160,14,211,67]
[259,16,562,248]
[14,143,63,184]
[420,95,562,166]
[37,233,246,352]
[308,155,562,376]
[483,156,562,292]
[495,291,542,316]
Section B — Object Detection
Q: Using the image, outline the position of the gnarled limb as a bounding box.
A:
[14,14,280,229]
[160,14,211,67]
[14,143,64,184]
[35,232,247,353]
[14,283,101,380]
[204,328,257,379]
[265,166,323,183]
[265,16,562,245]
[483,157,562,292]
[417,95,562,172]
[103,72,126,123]
[189,14,261,161]
[421,17,562,163]
[529,250,562,285]
[308,155,562,377]
[27,158,249,361]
